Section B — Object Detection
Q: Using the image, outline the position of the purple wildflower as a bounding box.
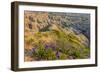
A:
[32,48,36,53]
[45,44,49,49]
[56,51,60,59]
[45,44,57,51]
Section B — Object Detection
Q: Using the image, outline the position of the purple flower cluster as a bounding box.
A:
[45,44,49,49]
[32,48,36,53]
[45,44,56,50]
[56,51,60,59]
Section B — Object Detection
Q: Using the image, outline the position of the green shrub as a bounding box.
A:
[59,53,68,60]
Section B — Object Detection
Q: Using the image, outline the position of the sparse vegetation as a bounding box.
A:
[24,11,90,61]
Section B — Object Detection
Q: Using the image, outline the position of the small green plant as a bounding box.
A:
[59,53,68,60]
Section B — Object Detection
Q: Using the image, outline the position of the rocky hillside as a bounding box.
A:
[24,11,90,61]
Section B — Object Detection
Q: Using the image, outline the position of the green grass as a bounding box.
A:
[25,27,90,60]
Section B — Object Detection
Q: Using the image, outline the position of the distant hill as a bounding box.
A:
[25,11,90,39]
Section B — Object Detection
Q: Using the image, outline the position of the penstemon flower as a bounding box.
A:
[45,44,49,49]
[56,51,60,59]
[32,48,36,53]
